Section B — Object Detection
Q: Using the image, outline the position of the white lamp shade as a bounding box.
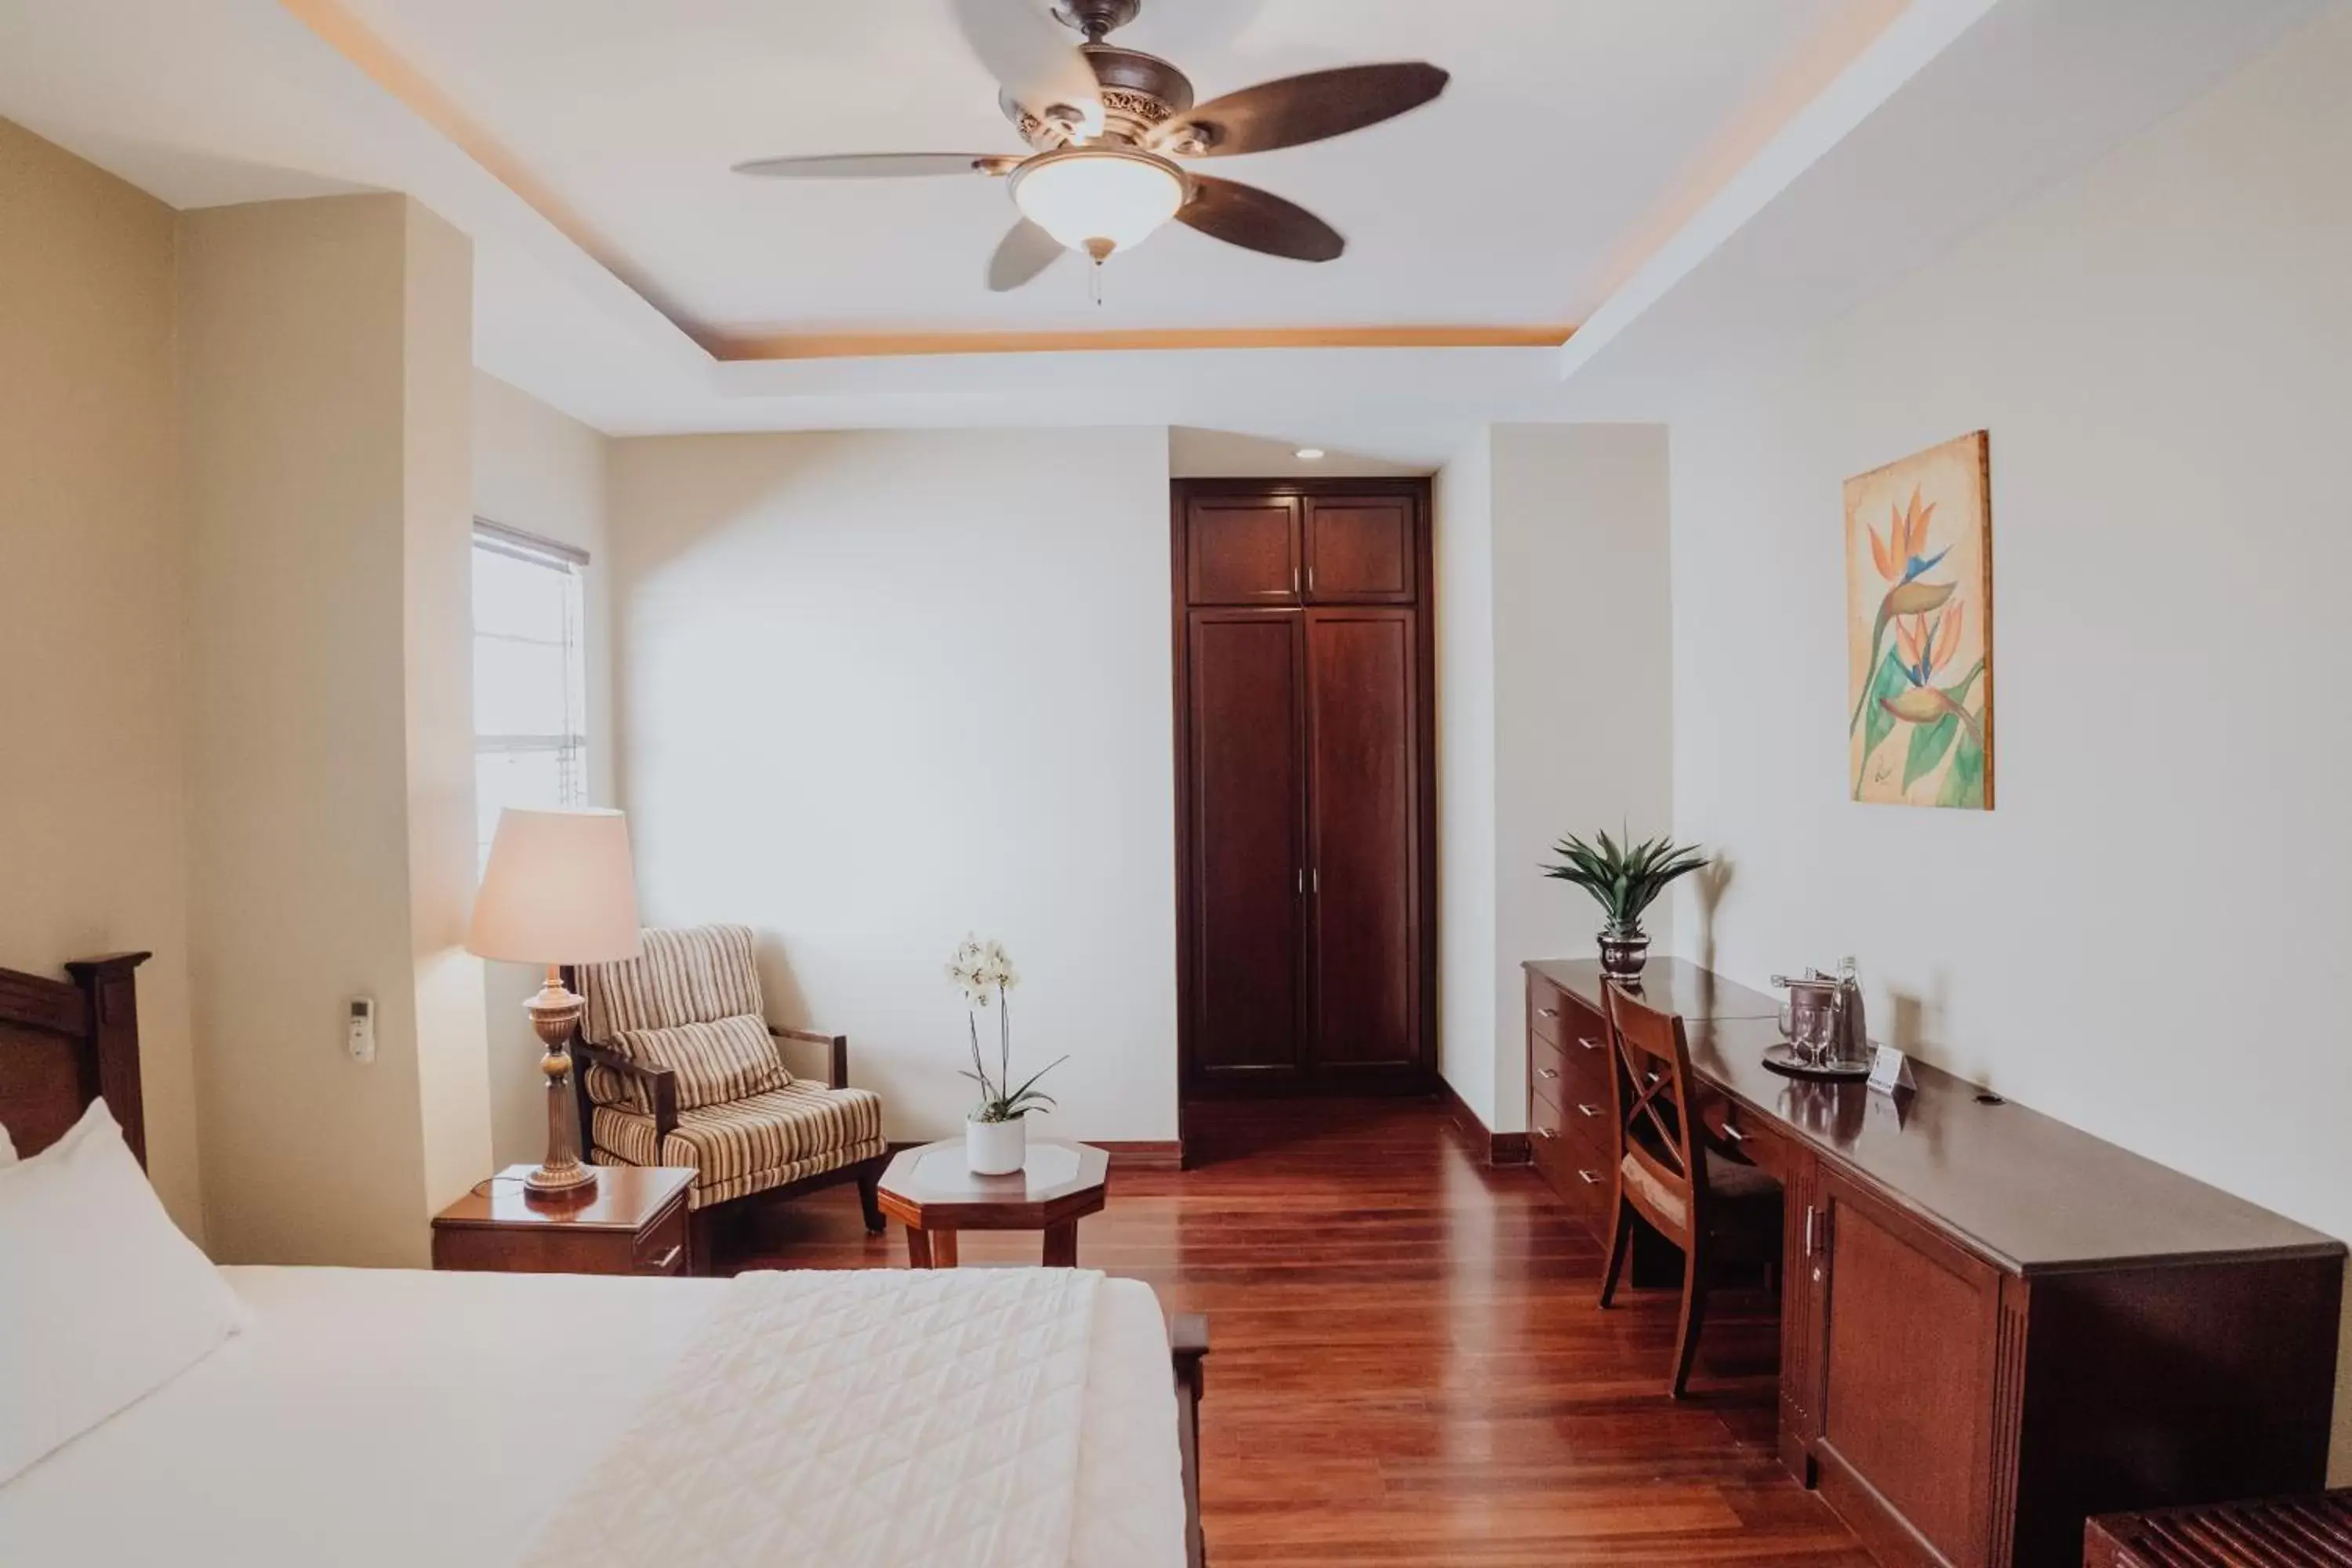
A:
[1008,147,1185,256]
[468,808,642,966]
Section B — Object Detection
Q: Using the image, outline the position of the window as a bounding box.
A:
[472,521,589,871]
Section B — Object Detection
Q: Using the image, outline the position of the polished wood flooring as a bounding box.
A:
[720,1098,1874,1566]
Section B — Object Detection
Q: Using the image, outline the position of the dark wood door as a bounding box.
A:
[1184,609,1308,1083]
[1305,608,1420,1072]
[1816,1167,2004,1568]
[1305,495,1414,603]
[1185,495,1298,604]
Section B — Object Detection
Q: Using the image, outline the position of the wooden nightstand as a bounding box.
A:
[431,1164,696,1276]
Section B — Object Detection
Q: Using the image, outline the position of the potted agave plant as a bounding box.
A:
[1541,829,1708,982]
[946,936,1067,1175]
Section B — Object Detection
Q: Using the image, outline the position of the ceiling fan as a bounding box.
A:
[733,0,1449,291]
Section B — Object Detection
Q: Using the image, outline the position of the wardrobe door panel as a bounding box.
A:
[1186,610,1307,1080]
[1304,496,1414,603]
[1305,608,1418,1069]
[1186,496,1299,604]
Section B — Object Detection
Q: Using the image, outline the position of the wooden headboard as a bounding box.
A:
[0,953,148,1166]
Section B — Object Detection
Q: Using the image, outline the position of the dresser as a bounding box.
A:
[1525,958,2344,1568]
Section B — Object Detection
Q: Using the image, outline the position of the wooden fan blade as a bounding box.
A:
[988,219,1066,291]
[732,152,1018,178]
[1176,176,1344,261]
[949,0,1103,129]
[1159,63,1448,157]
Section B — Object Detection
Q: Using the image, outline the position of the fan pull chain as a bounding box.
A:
[1090,256,1104,307]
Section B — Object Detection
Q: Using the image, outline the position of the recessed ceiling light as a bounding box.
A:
[1295,447,1326,460]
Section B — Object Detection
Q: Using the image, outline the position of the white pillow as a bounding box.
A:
[0,1118,15,1164]
[0,1097,250,1486]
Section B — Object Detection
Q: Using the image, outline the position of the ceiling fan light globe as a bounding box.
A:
[1008,147,1185,258]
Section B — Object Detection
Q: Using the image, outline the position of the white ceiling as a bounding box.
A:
[0,0,2333,442]
[323,0,1891,339]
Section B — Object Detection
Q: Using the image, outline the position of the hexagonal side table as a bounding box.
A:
[875,1138,1110,1268]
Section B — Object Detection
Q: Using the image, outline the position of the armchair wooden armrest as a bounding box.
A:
[571,1036,680,1145]
[768,1023,851,1091]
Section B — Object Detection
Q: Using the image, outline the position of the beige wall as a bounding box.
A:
[471,370,614,1167]
[402,207,493,1217]
[1660,8,2352,1475]
[180,194,484,1266]
[608,428,1178,1142]
[0,118,203,1236]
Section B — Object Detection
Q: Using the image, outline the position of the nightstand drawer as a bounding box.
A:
[430,1165,699,1278]
[632,1196,689,1276]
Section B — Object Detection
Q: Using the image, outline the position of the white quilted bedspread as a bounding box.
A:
[524,1267,1132,1568]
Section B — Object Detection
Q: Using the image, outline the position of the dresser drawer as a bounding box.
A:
[1528,979,1570,1048]
[1530,1086,1614,1221]
[1698,1091,1794,1179]
[631,1196,690,1276]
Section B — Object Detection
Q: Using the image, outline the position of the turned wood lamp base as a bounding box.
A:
[522,964,597,1204]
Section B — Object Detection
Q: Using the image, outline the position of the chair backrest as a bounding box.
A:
[576,924,763,1044]
[1601,981,1704,1243]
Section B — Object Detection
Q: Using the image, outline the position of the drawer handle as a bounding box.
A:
[1536,1127,1559,1140]
[1576,1102,1602,1118]
[1536,1066,1559,1080]
[1576,1169,1602,1185]
[1577,1036,1604,1053]
[1721,1122,1747,1143]
[1537,1007,1560,1019]
[638,1243,682,1273]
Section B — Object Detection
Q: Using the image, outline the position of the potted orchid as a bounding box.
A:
[946,936,1066,1174]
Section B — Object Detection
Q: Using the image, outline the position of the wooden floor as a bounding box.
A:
[720,1097,1875,1566]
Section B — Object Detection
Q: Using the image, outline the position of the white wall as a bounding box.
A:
[471,370,614,1168]
[1661,6,2352,1468]
[181,194,485,1266]
[1433,434,1498,1121]
[608,427,1178,1142]
[1436,425,1675,1132]
[0,118,203,1236]
[1491,426,1675,1131]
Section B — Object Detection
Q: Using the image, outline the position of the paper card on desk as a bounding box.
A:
[1868,1045,1915,1094]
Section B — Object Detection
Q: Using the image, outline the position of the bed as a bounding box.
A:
[0,953,1207,1567]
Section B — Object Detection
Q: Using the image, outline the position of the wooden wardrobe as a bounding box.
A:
[1171,479,1436,1097]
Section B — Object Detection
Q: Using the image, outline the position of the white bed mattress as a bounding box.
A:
[0,1265,1181,1567]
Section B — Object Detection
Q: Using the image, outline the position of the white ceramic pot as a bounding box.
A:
[965,1114,1027,1175]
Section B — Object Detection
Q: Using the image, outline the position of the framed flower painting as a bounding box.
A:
[1845,431,1994,809]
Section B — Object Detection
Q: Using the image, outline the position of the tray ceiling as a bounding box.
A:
[320,0,1898,354]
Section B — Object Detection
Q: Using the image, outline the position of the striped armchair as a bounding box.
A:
[567,925,887,1269]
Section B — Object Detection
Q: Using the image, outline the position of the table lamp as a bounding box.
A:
[466,807,641,1200]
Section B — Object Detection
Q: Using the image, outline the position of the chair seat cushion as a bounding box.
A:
[592,1080,885,1210]
[1621,1147,1780,1236]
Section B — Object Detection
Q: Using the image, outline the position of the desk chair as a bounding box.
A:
[1598,981,1783,1397]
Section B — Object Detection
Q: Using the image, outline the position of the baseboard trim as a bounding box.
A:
[884,1137,1183,1171]
[1438,1078,1532,1167]
[1092,1140,1185,1171]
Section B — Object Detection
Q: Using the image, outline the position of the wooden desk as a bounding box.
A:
[1524,958,2344,1568]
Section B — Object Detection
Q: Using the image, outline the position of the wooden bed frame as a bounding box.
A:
[0,951,1212,1563]
[0,951,150,1169]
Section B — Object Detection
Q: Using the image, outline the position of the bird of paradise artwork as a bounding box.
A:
[1845,430,1994,808]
